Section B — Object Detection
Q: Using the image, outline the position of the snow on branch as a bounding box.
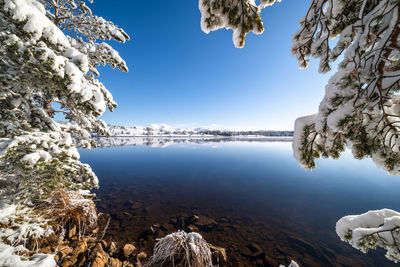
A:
[292,0,400,175]
[336,209,400,262]
[199,0,282,48]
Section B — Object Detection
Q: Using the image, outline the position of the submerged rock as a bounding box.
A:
[210,245,227,264]
[123,243,136,258]
[89,243,109,267]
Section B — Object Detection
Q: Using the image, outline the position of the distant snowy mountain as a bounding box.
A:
[94,124,293,137]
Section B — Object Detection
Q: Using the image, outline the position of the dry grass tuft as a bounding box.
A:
[44,189,97,240]
[145,230,213,267]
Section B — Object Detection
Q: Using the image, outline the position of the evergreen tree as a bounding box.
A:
[0,0,128,200]
[0,0,128,262]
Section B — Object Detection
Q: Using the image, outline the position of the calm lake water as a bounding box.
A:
[80,138,400,266]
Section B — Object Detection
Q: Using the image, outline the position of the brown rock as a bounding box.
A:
[109,257,123,267]
[76,254,86,266]
[193,216,218,231]
[61,256,78,267]
[38,246,53,254]
[89,243,109,267]
[108,241,118,255]
[247,243,264,257]
[161,223,175,233]
[155,229,165,238]
[136,251,147,265]
[123,243,136,258]
[263,255,278,267]
[210,245,227,264]
[72,241,87,256]
[57,246,73,261]
[100,240,108,250]
[186,224,199,232]
[190,215,199,223]
[239,246,253,257]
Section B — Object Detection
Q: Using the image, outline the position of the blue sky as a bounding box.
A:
[92,0,333,130]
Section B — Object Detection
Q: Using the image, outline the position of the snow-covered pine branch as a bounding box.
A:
[199,0,282,48]
[38,0,129,75]
[336,209,400,262]
[292,0,400,175]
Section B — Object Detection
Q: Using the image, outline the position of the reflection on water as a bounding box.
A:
[80,138,400,266]
[93,136,292,148]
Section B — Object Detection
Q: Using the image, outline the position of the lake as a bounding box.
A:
[79,138,400,266]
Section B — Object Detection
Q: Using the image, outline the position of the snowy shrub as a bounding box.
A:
[145,231,213,267]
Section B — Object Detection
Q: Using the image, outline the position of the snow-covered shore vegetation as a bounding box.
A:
[0,0,128,264]
[101,124,293,138]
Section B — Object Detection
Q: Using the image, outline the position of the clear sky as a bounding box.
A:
[91,0,334,130]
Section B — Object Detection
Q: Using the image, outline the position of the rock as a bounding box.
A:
[89,243,109,267]
[186,224,199,232]
[38,246,53,254]
[161,223,175,233]
[136,251,147,265]
[247,243,264,257]
[123,243,136,258]
[263,255,278,267]
[239,246,253,257]
[57,246,73,261]
[61,256,77,267]
[109,257,123,267]
[131,202,143,209]
[72,241,87,256]
[210,245,227,264]
[76,254,86,266]
[54,254,60,263]
[189,215,199,223]
[193,216,218,231]
[68,225,77,239]
[108,241,118,255]
[100,240,108,250]
[155,228,165,238]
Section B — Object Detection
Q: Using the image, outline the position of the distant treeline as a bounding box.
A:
[177,130,294,136]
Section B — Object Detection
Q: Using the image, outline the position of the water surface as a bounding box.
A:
[80,139,400,266]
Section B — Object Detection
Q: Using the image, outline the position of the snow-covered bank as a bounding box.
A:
[95,124,293,138]
[93,136,293,148]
